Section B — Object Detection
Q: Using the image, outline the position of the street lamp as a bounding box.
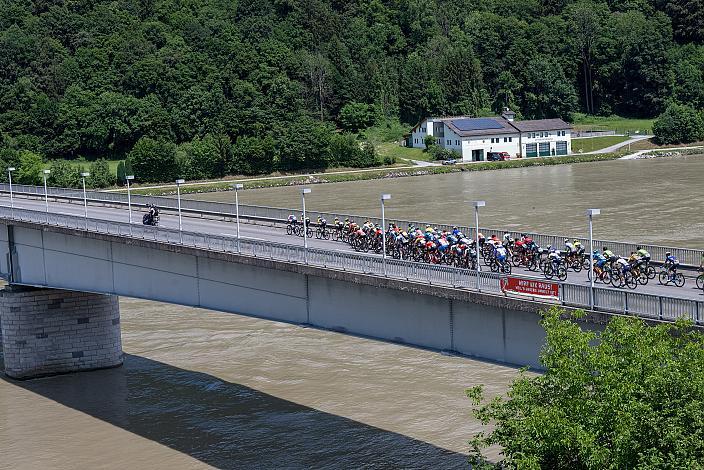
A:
[301,188,311,264]
[472,200,486,291]
[7,167,15,215]
[587,208,600,310]
[175,179,185,242]
[42,169,51,222]
[381,194,391,276]
[126,175,134,234]
[80,172,90,229]
[233,183,243,253]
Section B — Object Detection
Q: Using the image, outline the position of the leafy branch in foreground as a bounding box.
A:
[467,307,704,469]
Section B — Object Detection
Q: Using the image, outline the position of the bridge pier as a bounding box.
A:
[0,286,122,379]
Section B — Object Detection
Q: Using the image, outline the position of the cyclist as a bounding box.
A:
[603,247,617,263]
[564,238,576,254]
[573,239,584,255]
[317,216,327,229]
[495,243,508,264]
[287,214,297,225]
[593,250,607,269]
[636,246,651,264]
[664,252,679,281]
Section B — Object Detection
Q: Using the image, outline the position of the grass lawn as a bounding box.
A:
[376,141,432,162]
[571,113,655,134]
[572,135,630,153]
[61,158,122,174]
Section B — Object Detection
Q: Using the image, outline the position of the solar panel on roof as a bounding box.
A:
[451,118,504,131]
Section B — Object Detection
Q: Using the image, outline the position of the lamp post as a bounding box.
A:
[301,188,311,264]
[7,167,15,216]
[42,169,51,222]
[587,208,600,310]
[80,172,90,229]
[175,179,185,242]
[126,175,134,234]
[234,183,243,253]
[473,200,486,291]
[381,194,391,276]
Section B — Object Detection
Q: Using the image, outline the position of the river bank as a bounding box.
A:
[128,153,624,197]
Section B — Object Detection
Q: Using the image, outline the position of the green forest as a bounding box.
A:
[2,0,704,186]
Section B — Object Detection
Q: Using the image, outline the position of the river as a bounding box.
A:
[3,155,698,468]
[0,297,519,468]
[189,154,704,249]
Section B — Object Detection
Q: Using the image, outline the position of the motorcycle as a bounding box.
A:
[142,205,160,226]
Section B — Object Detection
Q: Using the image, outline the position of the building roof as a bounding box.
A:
[509,118,572,132]
[444,117,517,137]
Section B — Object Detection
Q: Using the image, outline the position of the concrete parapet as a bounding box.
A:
[0,285,122,379]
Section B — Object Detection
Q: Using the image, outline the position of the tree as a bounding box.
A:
[48,159,80,188]
[338,102,378,132]
[467,307,704,468]
[653,103,704,144]
[129,137,177,183]
[231,135,276,175]
[89,159,114,188]
[116,160,126,185]
[16,151,44,185]
[567,1,609,115]
[423,135,437,149]
[522,57,578,120]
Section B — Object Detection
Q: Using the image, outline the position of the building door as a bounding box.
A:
[471,149,484,161]
[539,142,550,157]
[556,141,568,155]
[525,143,537,157]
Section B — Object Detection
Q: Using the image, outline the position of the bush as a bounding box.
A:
[338,102,378,132]
[129,137,178,183]
[427,144,460,161]
[48,160,81,188]
[88,159,114,188]
[16,150,45,185]
[116,161,126,185]
[231,135,276,175]
[424,135,437,149]
[653,103,704,144]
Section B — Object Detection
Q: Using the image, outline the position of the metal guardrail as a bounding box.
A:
[1,205,702,324]
[2,183,703,268]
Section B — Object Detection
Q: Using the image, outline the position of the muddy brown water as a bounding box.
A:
[0,298,519,468]
[190,155,704,249]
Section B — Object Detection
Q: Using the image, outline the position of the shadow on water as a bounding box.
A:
[1,353,468,469]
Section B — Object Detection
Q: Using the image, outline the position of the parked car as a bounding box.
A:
[487,152,510,161]
[442,159,457,165]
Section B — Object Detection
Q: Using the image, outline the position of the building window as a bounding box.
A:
[447,139,451,145]
[455,140,460,146]
[509,137,513,142]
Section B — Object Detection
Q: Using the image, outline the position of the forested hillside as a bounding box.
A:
[1,0,703,184]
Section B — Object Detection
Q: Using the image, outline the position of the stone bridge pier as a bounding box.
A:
[0,286,122,379]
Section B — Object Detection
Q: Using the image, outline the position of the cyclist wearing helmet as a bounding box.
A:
[573,239,584,254]
[637,246,651,263]
[664,252,679,280]
[564,238,576,254]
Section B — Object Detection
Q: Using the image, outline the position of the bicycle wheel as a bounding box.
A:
[674,273,685,287]
[543,265,554,280]
[658,271,668,285]
[315,228,322,239]
[571,258,582,273]
[696,274,704,290]
[611,273,624,288]
[557,266,567,281]
[286,224,293,236]
[322,230,330,240]
[502,262,512,274]
[625,272,638,290]
[638,271,648,285]
[646,265,656,279]
[490,260,499,273]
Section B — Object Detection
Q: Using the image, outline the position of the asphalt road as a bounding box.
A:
[4,195,703,302]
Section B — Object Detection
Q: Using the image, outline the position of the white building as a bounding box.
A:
[407,110,572,161]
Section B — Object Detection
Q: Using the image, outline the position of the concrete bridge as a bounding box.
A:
[0,195,701,379]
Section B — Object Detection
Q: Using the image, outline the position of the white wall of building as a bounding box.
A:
[520,129,571,157]
[459,134,520,161]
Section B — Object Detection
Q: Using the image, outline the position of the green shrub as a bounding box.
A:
[129,137,178,183]
[653,103,704,144]
[89,159,114,188]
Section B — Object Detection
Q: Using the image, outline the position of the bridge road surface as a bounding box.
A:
[2,194,702,303]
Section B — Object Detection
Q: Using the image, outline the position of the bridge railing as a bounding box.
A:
[1,183,702,268]
[2,205,703,324]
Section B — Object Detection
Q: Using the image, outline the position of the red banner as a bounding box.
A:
[500,276,559,299]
